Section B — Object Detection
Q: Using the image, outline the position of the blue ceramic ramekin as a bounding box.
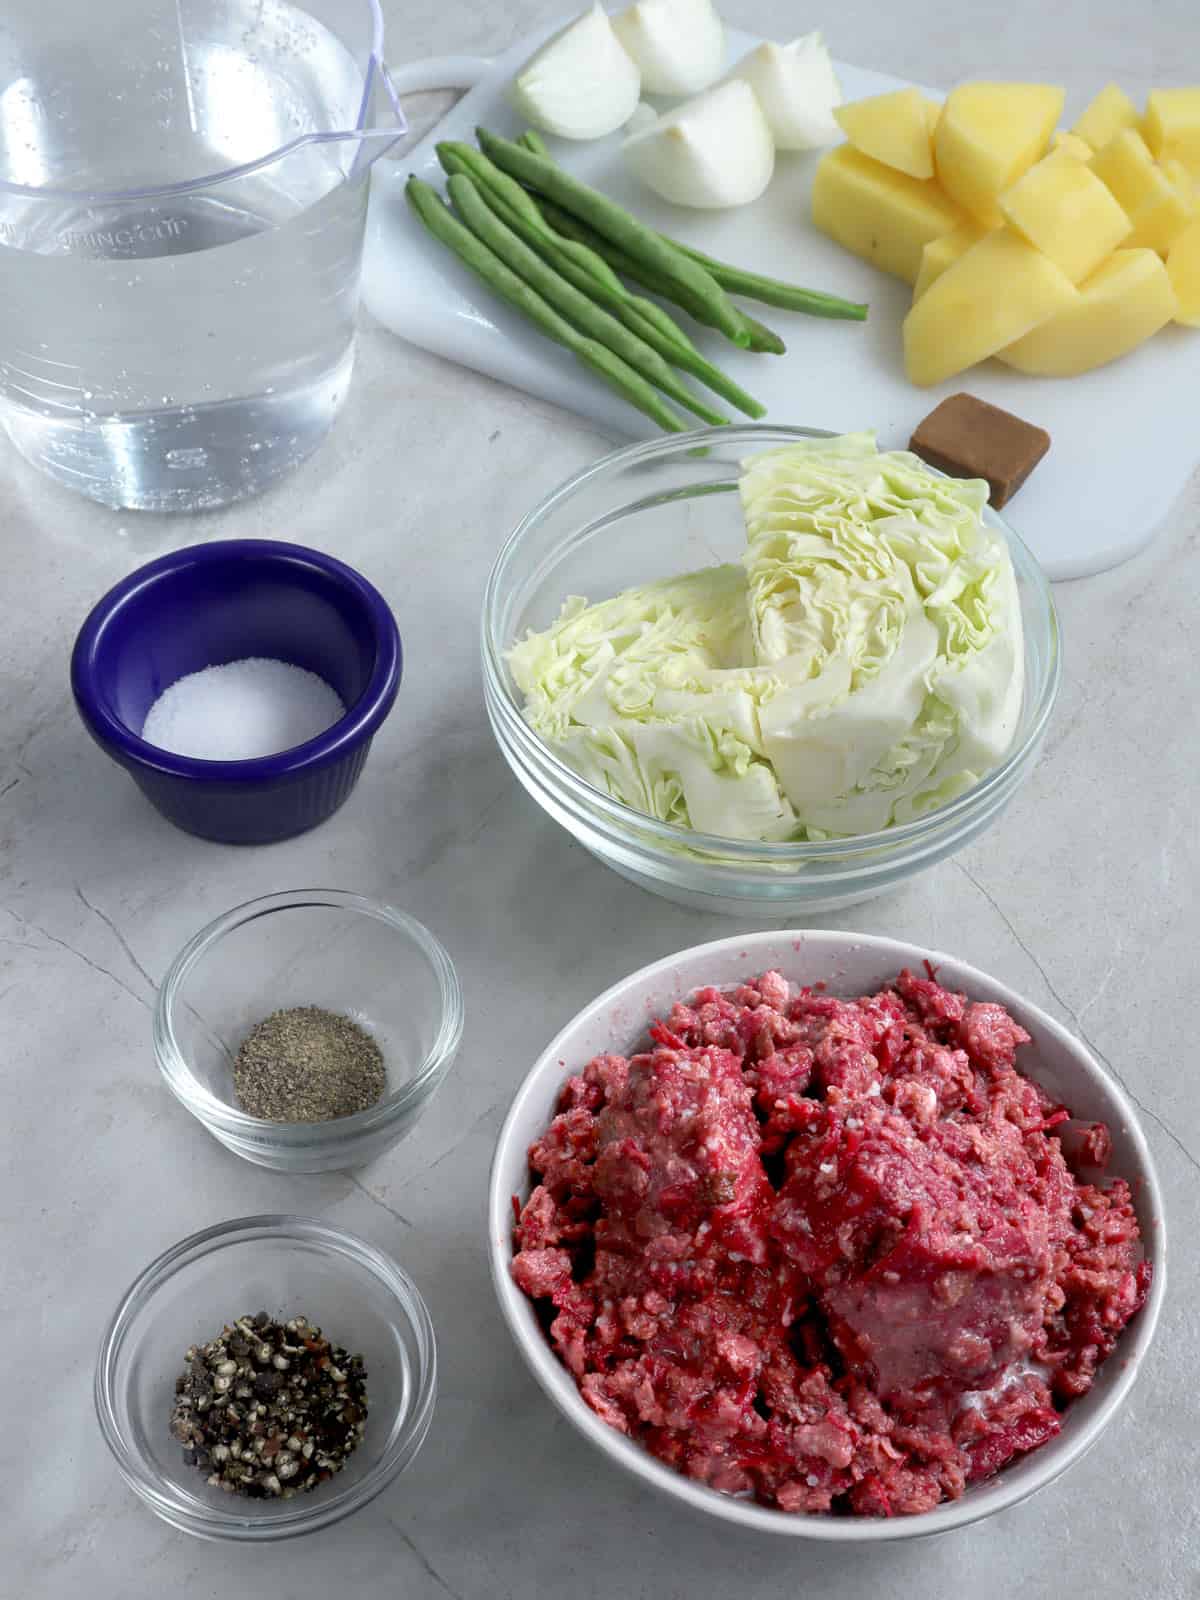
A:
[71,540,401,844]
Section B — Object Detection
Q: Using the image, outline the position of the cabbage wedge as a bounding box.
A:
[510,437,1024,841]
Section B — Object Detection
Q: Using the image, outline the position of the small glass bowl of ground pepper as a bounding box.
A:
[95,1215,437,1541]
[154,890,464,1172]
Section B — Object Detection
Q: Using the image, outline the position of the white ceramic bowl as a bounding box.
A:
[487,929,1166,1542]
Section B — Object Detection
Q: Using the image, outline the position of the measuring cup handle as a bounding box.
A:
[380,56,496,98]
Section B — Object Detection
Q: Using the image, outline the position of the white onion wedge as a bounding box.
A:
[723,32,842,150]
[625,100,660,135]
[511,4,641,141]
[622,79,775,208]
[612,0,726,98]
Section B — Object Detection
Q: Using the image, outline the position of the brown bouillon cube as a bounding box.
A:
[909,393,1050,509]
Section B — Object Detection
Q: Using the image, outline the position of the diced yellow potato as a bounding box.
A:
[834,89,935,180]
[1144,87,1200,176]
[902,226,1078,385]
[1090,128,1196,254]
[1166,217,1200,325]
[912,221,990,300]
[1089,128,1162,213]
[999,148,1131,282]
[934,82,1064,225]
[1053,131,1094,160]
[1127,164,1196,255]
[1000,249,1177,374]
[811,145,965,284]
[1071,83,1140,152]
[1127,194,1195,256]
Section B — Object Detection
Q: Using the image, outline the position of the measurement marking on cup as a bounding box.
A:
[57,216,190,254]
[165,447,209,470]
[175,0,202,136]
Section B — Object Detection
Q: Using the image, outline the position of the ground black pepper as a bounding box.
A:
[233,1006,386,1122]
[169,1312,368,1498]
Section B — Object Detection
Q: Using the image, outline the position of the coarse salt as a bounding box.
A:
[141,656,344,761]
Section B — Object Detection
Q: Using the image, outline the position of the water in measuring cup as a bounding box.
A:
[0,29,371,511]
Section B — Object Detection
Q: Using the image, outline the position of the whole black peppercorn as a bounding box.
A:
[169,1313,368,1500]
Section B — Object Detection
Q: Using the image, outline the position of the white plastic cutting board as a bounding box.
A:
[364,21,1200,579]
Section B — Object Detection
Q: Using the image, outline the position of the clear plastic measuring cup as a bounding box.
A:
[0,0,405,512]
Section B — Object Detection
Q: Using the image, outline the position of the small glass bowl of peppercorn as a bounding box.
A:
[95,1215,438,1541]
[154,889,464,1172]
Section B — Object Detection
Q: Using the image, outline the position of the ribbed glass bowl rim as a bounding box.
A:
[481,425,1061,866]
[153,890,464,1144]
[94,1214,438,1541]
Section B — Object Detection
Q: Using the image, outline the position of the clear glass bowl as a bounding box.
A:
[482,426,1061,916]
[95,1215,437,1542]
[154,890,464,1172]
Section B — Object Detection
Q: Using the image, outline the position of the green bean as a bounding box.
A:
[456,147,704,358]
[437,148,763,418]
[443,140,704,360]
[462,139,771,353]
[536,199,786,354]
[520,129,551,159]
[405,178,686,434]
[610,280,702,357]
[670,241,869,320]
[441,142,697,363]
[723,310,786,354]
[477,127,752,349]
[523,132,867,323]
[537,243,764,416]
[437,141,628,296]
[442,148,691,356]
[446,173,728,427]
[492,138,780,349]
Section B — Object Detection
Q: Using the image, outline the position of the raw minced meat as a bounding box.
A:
[511,968,1150,1517]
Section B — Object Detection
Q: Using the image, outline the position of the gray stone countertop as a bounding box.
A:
[2,2,1197,1596]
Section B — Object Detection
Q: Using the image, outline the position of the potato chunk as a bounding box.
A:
[834,88,935,180]
[1053,131,1094,161]
[1071,83,1140,152]
[1090,128,1197,255]
[1000,249,1177,374]
[1166,218,1200,325]
[999,148,1131,281]
[1089,128,1160,212]
[1144,87,1200,177]
[934,82,1064,225]
[912,221,990,301]
[902,226,1078,385]
[811,145,965,284]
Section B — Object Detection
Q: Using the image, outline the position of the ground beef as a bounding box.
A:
[511,968,1150,1518]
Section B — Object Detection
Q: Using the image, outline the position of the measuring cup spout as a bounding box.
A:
[346,57,407,180]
